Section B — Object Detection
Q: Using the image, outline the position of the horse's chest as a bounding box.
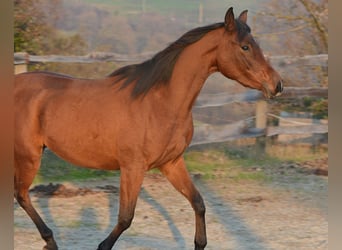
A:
[146,120,193,168]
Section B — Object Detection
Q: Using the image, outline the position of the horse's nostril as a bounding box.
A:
[276,80,283,94]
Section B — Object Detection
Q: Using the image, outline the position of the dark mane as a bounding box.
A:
[108,22,224,97]
[108,20,250,98]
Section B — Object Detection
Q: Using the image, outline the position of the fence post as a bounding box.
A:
[15,63,27,74]
[255,100,268,156]
[14,52,28,74]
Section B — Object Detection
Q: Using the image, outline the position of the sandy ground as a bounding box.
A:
[14,163,327,250]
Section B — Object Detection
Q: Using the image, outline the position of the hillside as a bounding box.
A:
[55,0,265,54]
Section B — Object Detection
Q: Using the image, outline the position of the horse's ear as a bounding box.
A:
[224,7,235,31]
[238,10,248,24]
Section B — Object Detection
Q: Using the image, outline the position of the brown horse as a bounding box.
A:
[14,7,283,250]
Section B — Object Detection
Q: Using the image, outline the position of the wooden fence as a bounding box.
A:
[191,90,327,146]
[14,52,328,70]
[14,52,328,147]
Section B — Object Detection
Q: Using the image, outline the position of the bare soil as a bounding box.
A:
[14,159,327,250]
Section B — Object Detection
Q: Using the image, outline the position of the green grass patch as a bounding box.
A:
[184,149,271,182]
[184,141,326,182]
[36,141,326,184]
[184,150,233,179]
[265,143,327,163]
[34,150,118,184]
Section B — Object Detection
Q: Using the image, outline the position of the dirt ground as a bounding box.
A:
[14,160,327,250]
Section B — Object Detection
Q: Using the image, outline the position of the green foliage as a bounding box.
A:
[14,0,52,53]
[271,96,328,121]
[302,96,328,119]
[311,98,328,119]
[14,0,87,57]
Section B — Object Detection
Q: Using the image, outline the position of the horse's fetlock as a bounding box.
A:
[43,237,58,250]
[194,239,207,250]
[41,228,54,241]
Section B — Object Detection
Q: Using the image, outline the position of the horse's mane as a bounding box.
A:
[108,20,250,98]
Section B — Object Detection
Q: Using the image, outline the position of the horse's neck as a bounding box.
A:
[166,28,223,116]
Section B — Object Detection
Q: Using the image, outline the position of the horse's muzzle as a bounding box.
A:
[274,80,284,97]
[262,80,283,99]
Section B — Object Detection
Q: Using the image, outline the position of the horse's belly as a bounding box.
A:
[44,133,120,170]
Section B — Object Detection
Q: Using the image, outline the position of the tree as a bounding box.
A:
[14,0,52,54]
[253,0,328,86]
[297,0,327,53]
[14,0,87,55]
[14,0,88,74]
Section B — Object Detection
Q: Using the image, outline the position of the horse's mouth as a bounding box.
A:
[262,82,283,99]
[261,83,273,99]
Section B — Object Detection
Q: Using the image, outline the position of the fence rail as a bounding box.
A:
[191,115,328,146]
[14,52,328,65]
[14,52,328,146]
[194,87,327,108]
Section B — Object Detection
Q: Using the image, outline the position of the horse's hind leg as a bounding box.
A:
[159,157,207,250]
[14,148,58,250]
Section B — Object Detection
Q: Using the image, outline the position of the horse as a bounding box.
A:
[14,7,283,250]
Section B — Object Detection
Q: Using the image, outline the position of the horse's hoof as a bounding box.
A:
[42,239,58,250]
[42,246,57,250]
[97,241,113,250]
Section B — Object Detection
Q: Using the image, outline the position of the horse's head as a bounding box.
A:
[216,7,283,98]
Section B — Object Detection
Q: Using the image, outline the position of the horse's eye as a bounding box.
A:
[241,45,249,51]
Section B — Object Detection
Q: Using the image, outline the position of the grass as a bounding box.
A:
[184,150,234,179]
[185,140,327,182]
[265,143,327,163]
[35,140,327,185]
[184,148,272,182]
[34,150,118,184]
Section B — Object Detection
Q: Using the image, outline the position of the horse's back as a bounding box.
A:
[15,71,73,93]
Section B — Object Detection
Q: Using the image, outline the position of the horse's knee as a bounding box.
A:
[192,193,206,216]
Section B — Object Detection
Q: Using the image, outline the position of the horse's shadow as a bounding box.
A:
[195,178,269,250]
[29,182,186,249]
[16,176,269,250]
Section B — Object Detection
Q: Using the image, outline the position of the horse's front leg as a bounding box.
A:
[97,167,145,250]
[159,157,207,250]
